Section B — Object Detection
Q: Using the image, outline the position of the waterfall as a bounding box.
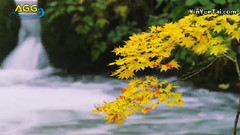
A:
[1,0,50,70]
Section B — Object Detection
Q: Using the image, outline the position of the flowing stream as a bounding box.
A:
[0,0,239,134]
[0,75,239,135]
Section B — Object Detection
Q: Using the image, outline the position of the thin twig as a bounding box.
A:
[179,58,217,81]
[177,68,202,81]
[170,58,217,83]
[222,53,236,63]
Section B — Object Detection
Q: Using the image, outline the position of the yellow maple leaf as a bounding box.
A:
[118,69,135,79]
[115,58,125,65]
[167,100,177,107]
[213,25,223,33]
[224,22,234,35]
[92,110,101,114]
[229,15,240,22]
[165,83,173,93]
[159,95,168,103]
[161,52,171,57]
[210,45,229,56]
[117,119,124,126]
[172,92,182,100]
[169,60,180,69]
[151,103,158,109]
[232,30,240,42]
[138,57,147,63]
[160,65,168,72]
[92,105,103,114]
[177,100,184,107]
[192,43,209,54]
[181,37,195,48]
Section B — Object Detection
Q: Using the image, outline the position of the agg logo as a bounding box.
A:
[9,2,45,19]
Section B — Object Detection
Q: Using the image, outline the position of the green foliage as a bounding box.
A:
[42,0,240,76]
[213,0,226,5]
[107,22,141,44]
[44,0,147,64]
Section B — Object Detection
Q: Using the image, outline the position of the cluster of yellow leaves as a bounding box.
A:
[92,76,183,126]
[109,14,239,79]
[93,14,240,126]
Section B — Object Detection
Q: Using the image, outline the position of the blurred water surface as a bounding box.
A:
[0,71,238,135]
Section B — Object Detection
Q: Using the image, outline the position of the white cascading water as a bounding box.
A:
[1,2,49,70]
[2,36,49,70]
[0,0,51,84]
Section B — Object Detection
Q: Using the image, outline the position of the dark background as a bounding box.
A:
[0,0,240,91]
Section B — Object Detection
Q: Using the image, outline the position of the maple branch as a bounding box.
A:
[222,53,240,80]
[222,53,240,135]
[171,58,217,83]
[222,53,236,63]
